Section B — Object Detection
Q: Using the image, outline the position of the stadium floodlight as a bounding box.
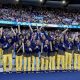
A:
[62,0,66,4]
[16,0,19,2]
[40,0,43,2]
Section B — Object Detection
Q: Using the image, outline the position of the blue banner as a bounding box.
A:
[0,20,80,28]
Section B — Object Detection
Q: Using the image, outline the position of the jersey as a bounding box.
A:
[2,42,13,54]
[15,43,23,56]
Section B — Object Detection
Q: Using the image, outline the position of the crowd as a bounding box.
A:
[0,26,79,72]
[0,8,80,25]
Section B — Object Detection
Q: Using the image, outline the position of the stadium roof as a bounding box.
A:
[0,0,80,9]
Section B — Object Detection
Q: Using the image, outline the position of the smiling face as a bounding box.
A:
[36,40,40,45]
[61,38,64,43]
[19,40,22,45]
[77,38,80,42]
[8,38,12,43]
[25,35,28,39]
[42,35,46,40]
[53,40,55,44]
[27,40,31,46]
[45,40,49,45]
[68,38,72,42]
[20,35,23,39]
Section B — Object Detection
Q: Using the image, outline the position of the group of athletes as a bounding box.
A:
[0,25,80,72]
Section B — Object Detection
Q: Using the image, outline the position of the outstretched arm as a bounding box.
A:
[0,27,3,36]
[22,42,25,53]
[11,27,16,36]
[18,25,21,34]
[60,28,68,39]
[50,41,52,51]
[62,28,68,34]
[41,43,43,53]
[29,25,33,32]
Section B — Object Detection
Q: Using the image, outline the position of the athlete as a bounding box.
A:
[34,40,41,71]
[43,40,50,71]
[15,40,23,72]
[56,38,65,70]
[3,37,14,72]
[24,40,33,71]
[74,36,80,70]
[65,37,74,70]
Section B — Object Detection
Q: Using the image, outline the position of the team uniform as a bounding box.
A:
[49,40,56,70]
[65,39,74,70]
[1,27,80,72]
[34,40,41,71]
[24,41,33,71]
[56,39,65,70]
[2,38,13,72]
[15,41,23,72]
[74,39,80,70]
[42,40,50,71]
[0,35,4,65]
